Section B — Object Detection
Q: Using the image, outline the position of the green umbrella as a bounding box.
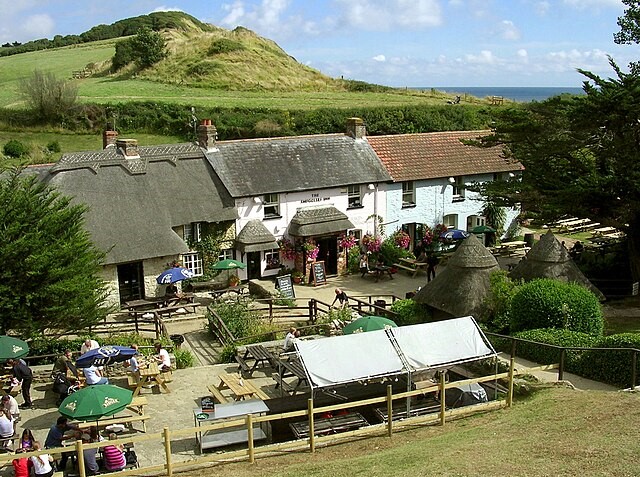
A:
[210,259,247,270]
[342,315,398,335]
[471,225,496,234]
[58,385,133,421]
[0,336,29,361]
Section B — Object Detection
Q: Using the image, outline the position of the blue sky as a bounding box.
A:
[0,0,636,87]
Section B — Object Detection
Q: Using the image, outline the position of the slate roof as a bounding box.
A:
[44,143,237,265]
[205,134,391,197]
[367,130,522,182]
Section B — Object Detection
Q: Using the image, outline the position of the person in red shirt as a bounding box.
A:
[12,448,32,477]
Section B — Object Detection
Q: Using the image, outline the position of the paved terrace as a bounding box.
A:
[3,256,619,474]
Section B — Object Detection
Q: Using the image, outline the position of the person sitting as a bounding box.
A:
[52,349,73,375]
[125,344,140,375]
[1,394,19,423]
[331,288,349,309]
[30,442,54,477]
[19,428,35,451]
[83,365,109,385]
[103,433,126,472]
[44,416,79,471]
[283,327,297,352]
[359,253,369,278]
[80,338,100,355]
[81,433,99,476]
[0,409,14,450]
[12,448,32,477]
[154,343,172,372]
[569,241,584,259]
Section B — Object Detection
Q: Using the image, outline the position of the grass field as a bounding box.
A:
[179,386,639,477]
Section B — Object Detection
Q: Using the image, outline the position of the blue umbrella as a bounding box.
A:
[156,267,194,284]
[76,345,138,368]
[440,229,470,240]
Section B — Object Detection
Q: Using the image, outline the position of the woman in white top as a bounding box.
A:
[154,343,171,371]
[30,442,54,477]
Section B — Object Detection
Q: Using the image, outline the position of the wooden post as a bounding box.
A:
[75,440,86,477]
[246,414,255,463]
[558,348,566,381]
[163,426,172,477]
[507,357,515,407]
[632,350,638,390]
[134,313,139,333]
[308,300,314,323]
[386,384,393,437]
[439,372,446,426]
[308,398,315,453]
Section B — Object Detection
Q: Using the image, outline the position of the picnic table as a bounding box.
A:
[132,362,171,397]
[491,241,530,257]
[290,411,369,439]
[395,257,428,277]
[369,265,394,282]
[273,358,309,395]
[236,345,276,377]
[209,372,269,402]
[209,285,249,300]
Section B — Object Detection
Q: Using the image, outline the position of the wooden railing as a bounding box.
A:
[0,360,529,477]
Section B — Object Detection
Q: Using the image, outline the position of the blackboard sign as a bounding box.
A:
[201,396,215,413]
[276,274,296,299]
[312,261,326,286]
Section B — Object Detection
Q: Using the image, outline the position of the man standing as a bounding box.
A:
[331,288,349,309]
[80,338,99,355]
[8,359,33,409]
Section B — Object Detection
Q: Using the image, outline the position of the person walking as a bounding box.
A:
[426,253,439,282]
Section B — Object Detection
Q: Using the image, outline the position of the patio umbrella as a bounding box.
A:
[0,336,29,361]
[75,345,138,368]
[210,259,247,270]
[471,225,496,234]
[342,315,398,334]
[58,384,133,421]
[440,229,470,241]
[156,266,194,284]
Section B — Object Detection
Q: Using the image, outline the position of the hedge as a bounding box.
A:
[512,328,597,368]
[578,333,640,388]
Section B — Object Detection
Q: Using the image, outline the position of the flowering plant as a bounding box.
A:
[338,233,357,249]
[278,238,297,261]
[302,240,319,261]
[434,223,448,241]
[361,234,381,252]
[393,230,411,249]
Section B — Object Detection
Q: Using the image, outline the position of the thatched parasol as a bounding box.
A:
[509,230,605,300]
[413,234,500,318]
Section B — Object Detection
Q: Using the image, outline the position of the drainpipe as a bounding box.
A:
[373,184,379,237]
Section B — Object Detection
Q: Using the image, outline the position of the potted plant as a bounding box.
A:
[228,274,241,287]
[292,270,303,284]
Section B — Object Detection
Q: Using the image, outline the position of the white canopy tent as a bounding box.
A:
[294,316,496,390]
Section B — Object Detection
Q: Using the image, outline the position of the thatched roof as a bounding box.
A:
[509,231,605,300]
[413,234,500,317]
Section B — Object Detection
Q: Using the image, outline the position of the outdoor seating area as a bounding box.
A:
[490,241,530,257]
[393,257,428,277]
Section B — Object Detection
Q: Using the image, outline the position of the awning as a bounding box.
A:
[235,219,279,253]
[288,206,355,237]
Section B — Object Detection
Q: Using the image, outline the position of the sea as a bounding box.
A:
[417,86,585,103]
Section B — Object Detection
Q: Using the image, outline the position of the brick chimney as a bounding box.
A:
[102,125,118,149]
[346,117,366,139]
[116,138,139,159]
[197,119,217,151]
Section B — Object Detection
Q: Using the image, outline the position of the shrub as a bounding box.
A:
[3,139,28,158]
[510,279,604,336]
[512,328,597,367]
[578,333,640,388]
[218,343,237,364]
[173,348,195,369]
[207,39,244,55]
[46,140,61,153]
[347,247,361,274]
[186,61,219,77]
[481,270,521,333]
[208,300,261,339]
[389,299,430,325]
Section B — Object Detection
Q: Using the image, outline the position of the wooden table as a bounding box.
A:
[210,285,248,301]
[290,411,369,439]
[398,257,429,277]
[236,345,275,377]
[132,362,171,397]
[371,265,394,282]
[492,241,529,257]
[274,358,309,395]
[209,373,268,402]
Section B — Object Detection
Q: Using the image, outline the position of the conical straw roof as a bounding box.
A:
[414,234,500,317]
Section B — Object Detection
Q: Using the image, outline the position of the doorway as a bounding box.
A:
[316,236,338,275]
[247,252,261,280]
[117,262,144,304]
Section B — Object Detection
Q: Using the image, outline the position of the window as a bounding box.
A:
[218,249,233,261]
[183,222,202,244]
[402,181,415,207]
[452,176,465,200]
[182,252,203,276]
[264,248,281,270]
[443,214,458,229]
[263,193,280,218]
[347,185,362,208]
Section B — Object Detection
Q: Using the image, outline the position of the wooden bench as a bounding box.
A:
[127,374,139,389]
[77,414,150,433]
[235,355,252,376]
[153,302,201,318]
[392,263,416,274]
[127,396,148,415]
[272,374,295,394]
[207,384,231,403]
[0,433,17,451]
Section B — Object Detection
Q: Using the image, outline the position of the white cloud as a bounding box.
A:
[23,14,55,39]
[464,50,498,64]
[499,20,520,41]
[334,0,442,31]
[562,0,622,8]
[517,48,528,59]
[534,1,550,15]
[151,6,184,13]
[372,54,386,62]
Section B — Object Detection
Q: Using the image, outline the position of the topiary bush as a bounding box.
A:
[389,299,430,325]
[510,279,604,336]
[578,333,640,388]
[3,139,28,158]
[512,328,597,367]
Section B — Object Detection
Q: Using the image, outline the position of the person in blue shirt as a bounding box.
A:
[44,417,78,470]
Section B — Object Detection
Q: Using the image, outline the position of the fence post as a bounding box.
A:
[75,440,86,477]
[268,301,273,321]
[439,372,446,426]
[246,414,255,463]
[163,426,172,477]
[507,357,515,407]
[386,384,393,437]
[308,300,314,323]
[558,348,566,381]
[632,350,638,390]
[308,398,315,453]
[510,338,516,358]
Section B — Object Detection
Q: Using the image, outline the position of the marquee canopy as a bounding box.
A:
[294,316,496,389]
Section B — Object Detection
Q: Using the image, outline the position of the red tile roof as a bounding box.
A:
[367,130,522,182]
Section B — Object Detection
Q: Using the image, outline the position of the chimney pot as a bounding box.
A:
[116,138,139,159]
[102,128,118,149]
[197,121,217,151]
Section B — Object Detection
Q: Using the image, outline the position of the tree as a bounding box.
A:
[0,169,111,336]
[129,27,166,69]
[19,70,78,123]
[476,60,640,279]
[615,0,640,73]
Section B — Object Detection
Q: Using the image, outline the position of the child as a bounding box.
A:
[12,448,32,477]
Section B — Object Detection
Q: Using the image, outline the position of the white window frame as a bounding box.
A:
[264,248,281,270]
[347,185,362,208]
[263,193,280,218]
[184,222,202,244]
[443,214,458,229]
[182,252,203,276]
[452,176,465,200]
[218,248,234,261]
[402,181,415,207]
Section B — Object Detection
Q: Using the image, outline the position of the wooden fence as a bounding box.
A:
[0,359,547,477]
